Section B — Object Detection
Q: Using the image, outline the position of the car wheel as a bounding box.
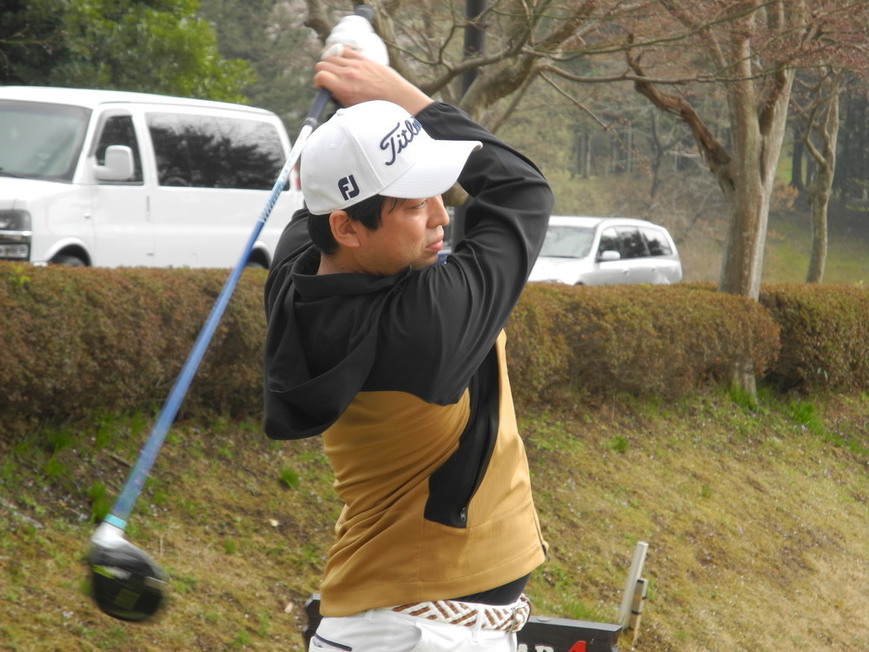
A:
[51,255,86,267]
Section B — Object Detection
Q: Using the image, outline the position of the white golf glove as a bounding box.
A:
[323,15,389,66]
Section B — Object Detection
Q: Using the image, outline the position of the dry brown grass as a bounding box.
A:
[521,391,868,651]
[1,389,866,651]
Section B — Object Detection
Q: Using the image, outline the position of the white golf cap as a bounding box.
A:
[300,100,481,215]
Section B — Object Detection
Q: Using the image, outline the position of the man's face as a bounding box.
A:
[356,195,450,275]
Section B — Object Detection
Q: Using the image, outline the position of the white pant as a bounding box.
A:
[309,608,519,652]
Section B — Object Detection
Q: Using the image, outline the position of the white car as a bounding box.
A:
[528,216,682,286]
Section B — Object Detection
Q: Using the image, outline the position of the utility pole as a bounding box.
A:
[462,0,486,95]
[451,0,487,245]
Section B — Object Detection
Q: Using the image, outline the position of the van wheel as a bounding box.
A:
[244,260,267,269]
[51,255,86,267]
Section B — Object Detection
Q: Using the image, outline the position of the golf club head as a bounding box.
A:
[87,522,167,622]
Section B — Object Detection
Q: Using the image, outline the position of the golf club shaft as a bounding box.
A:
[103,90,331,531]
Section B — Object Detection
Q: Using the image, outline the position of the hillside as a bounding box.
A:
[1,389,866,651]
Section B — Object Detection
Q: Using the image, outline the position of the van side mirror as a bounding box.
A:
[94,145,134,181]
[598,250,621,262]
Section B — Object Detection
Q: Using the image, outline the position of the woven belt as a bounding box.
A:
[391,594,531,633]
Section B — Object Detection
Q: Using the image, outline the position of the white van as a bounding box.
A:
[0,86,303,267]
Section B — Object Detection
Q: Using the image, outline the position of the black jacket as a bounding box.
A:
[264,102,552,438]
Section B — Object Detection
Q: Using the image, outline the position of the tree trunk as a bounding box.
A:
[718,174,771,300]
[807,190,830,283]
[804,77,841,284]
[716,15,796,298]
[790,123,805,190]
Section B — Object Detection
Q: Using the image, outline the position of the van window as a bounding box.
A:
[641,227,673,256]
[95,115,143,184]
[0,100,90,182]
[146,112,283,190]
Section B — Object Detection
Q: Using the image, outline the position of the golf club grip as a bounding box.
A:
[103,7,377,530]
[304,3,375,125]
[306,88,331,130]
[354,4,375,22]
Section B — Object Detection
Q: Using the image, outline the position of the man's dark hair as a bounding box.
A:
[307,194,398,255]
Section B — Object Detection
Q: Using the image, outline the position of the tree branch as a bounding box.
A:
[626,50,733,191]
[538,70,612,130]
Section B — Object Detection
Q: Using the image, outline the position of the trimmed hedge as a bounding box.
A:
[0,263,266,426]
[760,283,869,393]
[508,283,780,402]
[0,263,866,432]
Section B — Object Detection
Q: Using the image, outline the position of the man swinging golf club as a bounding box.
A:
[264,16,553,651]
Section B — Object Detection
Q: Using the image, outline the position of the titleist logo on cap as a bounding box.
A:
[336,115,423,202]
[380,117,423,166]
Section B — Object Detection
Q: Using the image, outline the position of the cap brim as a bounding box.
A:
[379,139,482,199]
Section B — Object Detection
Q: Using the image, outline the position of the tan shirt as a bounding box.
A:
[319,332,547,616]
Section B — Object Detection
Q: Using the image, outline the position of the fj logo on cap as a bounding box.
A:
[338,175,360,202]
[380,118,423,166]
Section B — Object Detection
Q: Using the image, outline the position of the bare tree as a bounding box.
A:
[791,12,869,283]
[301,0,640,124]
[799,69,842,283]
[610,0,869,393]
[622,2,808,301]
[299,0,651,213]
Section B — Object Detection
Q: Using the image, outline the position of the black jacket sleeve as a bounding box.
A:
[367,102,554,403]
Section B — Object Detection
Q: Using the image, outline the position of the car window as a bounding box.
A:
[641,227,673,256]
[617,227,650,259]
[598,227,620,256]
[540,225,595,258]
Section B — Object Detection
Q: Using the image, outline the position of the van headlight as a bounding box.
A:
[0,210,32,260]
[0,210,31,231]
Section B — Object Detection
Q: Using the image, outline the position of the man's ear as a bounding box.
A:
[329,210,363,248]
